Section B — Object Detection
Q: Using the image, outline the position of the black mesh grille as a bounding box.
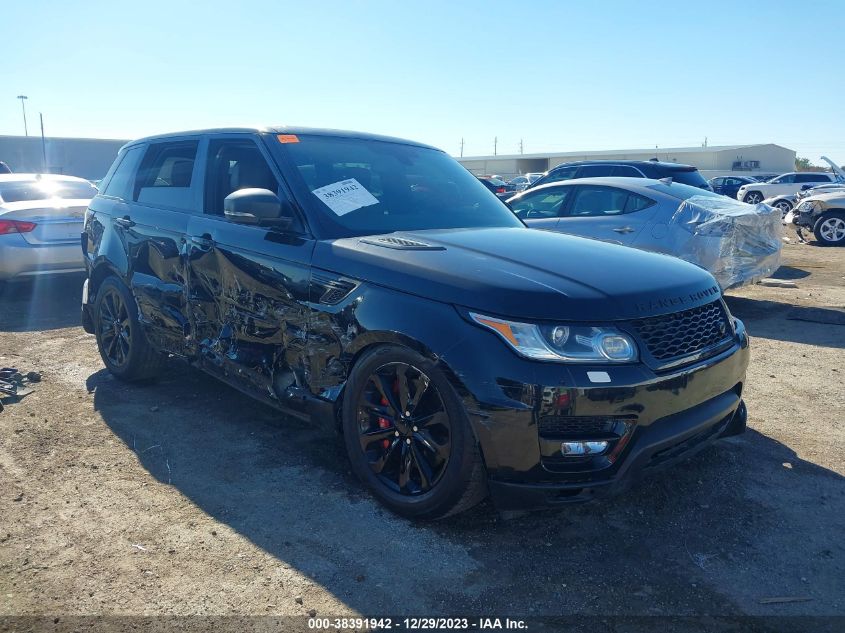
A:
[538,416,618,438]
[631,300,731,361]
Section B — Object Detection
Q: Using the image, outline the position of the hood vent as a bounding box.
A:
[359,236,445,251]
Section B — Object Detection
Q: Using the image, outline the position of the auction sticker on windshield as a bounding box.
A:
[312,178,379,216]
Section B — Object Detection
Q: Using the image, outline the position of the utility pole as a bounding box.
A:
[519,139,524,154]
[460,137,464,157]
[17,95,29,136]
[40,113,48,173]
[494,136,497,156]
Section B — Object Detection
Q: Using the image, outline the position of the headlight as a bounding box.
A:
[798,200,822,213]
[470,313,638,362]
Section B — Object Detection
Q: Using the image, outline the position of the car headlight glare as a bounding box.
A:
[470,313,638,363]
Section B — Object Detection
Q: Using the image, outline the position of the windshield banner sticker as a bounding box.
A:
[312,178,379,216]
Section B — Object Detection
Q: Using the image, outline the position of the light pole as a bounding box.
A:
[16,95,29,136]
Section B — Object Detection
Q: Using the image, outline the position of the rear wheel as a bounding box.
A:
[743,191,764,204]
[813,212,845,246]
[94,276,164,381]
[342,345,487,519]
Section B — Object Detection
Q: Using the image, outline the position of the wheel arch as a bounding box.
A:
[327,330,476,432]
[87,259,128,303]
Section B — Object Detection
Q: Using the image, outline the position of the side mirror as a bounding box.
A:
[224,188,291,227]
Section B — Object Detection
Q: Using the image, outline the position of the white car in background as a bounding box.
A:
[736,171,836,204]
[0,174,98,282]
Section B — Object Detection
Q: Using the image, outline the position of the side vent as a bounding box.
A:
[312,272,358,305]
[359,236,445,250]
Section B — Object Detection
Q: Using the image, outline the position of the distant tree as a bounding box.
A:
[795,156,827,171]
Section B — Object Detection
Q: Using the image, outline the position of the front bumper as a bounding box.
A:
[0,234,85,280]
[440,318,750,511]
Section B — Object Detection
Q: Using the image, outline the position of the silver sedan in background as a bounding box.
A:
[0,174,97,282]
[506,177,782,289]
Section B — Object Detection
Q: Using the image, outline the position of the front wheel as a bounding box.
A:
[743,191,764,205]
[342,345,487,519]
[774,199,793,216]
[94,276,164,381]
[813,212,845,246]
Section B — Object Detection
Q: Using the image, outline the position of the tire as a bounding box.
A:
[94,276,164,381]
[774,199,793,216]
[813,211,845,246]
[342,345,487,519]
[743,191,764,205]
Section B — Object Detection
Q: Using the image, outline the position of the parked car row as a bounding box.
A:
[736,171,837,205]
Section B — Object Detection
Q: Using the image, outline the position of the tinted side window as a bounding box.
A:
[509,188,571,219]
[102,147,144,200]
[796,173,829,183]
[773,174,795,184]
[612,165,643,178]
[205,139,280,215]
[135,141,199,210]
[625,193,656,213]
[570,186,628,216]
[578,164,614,178]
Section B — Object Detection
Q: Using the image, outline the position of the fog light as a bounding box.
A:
[561,440,609,456]
[597,334,635,361]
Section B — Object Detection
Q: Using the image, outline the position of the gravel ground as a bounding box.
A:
[0,242,843,628]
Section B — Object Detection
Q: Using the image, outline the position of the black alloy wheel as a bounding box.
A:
[355,362,451,495]
[98,286,131,368]
[94,276,163,381]
[342,345,487,519]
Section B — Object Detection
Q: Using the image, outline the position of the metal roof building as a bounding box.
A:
[457,143,796,180]
[0,135,128,180]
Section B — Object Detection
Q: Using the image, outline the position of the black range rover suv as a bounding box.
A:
[81,127,749,519]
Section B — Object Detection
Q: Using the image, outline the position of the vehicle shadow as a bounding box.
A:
[88,361,844,617]
[725,296,845,349]
[0,274,85,332]
[769,265,811,280]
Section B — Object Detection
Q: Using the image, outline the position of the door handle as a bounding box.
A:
[612,226,635,234]
[114,215,135,228]
[190,234,214,251]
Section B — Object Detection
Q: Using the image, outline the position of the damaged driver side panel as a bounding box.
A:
[186,217,314,409]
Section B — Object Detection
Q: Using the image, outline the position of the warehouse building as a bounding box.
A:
[457,143,796,181]
[0,135,128,180]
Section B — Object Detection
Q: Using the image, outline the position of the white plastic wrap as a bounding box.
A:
[668,195,782,289]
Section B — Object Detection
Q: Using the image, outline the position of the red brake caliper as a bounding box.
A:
[378,396,391,449]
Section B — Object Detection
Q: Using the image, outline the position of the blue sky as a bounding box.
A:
[3,0,844,161]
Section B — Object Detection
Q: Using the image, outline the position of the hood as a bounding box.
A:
[313,227,721,321]
[803,190,845,204]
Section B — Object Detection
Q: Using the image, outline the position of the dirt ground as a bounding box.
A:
[1,240,843,628]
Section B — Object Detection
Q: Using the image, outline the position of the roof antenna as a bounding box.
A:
[659,176,673,185]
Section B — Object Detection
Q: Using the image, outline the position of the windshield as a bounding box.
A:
[276,135,523,238]
[0,179,98,203]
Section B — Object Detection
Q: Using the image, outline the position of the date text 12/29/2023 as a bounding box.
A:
[307,617,529,630]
